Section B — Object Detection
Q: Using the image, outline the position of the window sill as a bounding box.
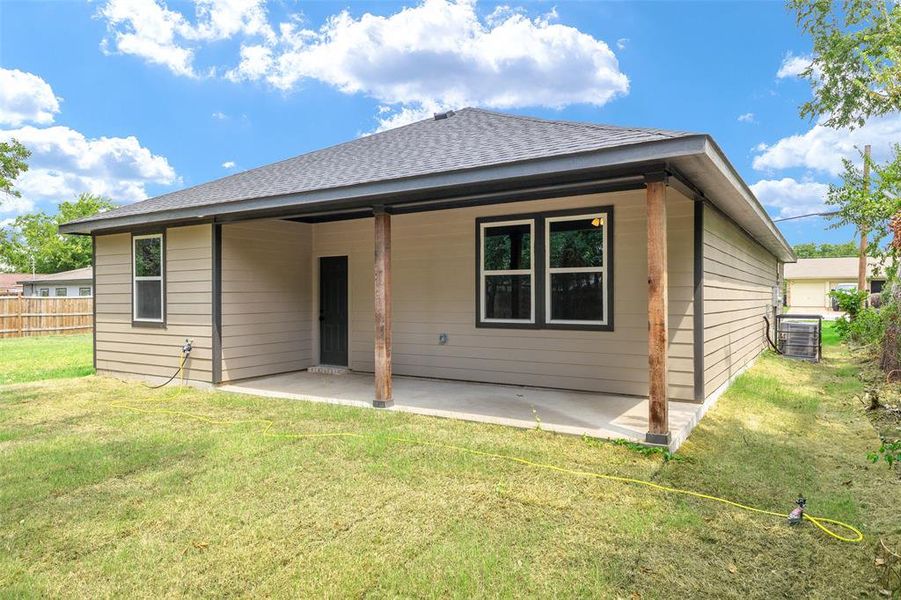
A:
[475,320,613,332]
[132,320,167,329]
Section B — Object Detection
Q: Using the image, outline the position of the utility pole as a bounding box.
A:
[859,144,871,292]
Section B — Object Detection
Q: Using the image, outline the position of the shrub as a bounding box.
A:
[867,440,901,469]
[848,307,884,344]
[829,287,869,319]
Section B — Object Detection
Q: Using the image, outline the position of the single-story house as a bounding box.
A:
[19,267,94,297]
[60,108,794,449]
[0,273,28,296]
[784,257,884,315]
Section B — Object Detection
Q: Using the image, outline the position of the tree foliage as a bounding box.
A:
[826,144,901,269]
[789,0,901,128]
[0,139,30,202]
[793,241,861,257]
[0,194,115,273]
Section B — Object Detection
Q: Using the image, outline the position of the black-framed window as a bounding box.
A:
[79,287,91,297]
[39,288,49,297]
[132,233,165,324]
[55,287,67,297]
[476,206,613,331]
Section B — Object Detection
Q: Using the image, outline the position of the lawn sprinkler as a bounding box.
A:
[788,495,806,526]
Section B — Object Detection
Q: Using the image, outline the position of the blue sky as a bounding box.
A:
[1,0,898,245]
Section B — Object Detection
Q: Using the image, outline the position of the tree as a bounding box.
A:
[0,194,116,273]
[826,144,901,273]
[0,139,30,203]
[789,0,901,128]
[793,241,861,257]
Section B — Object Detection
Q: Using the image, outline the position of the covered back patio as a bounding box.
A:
[219,370,704,450]
[215,176,688,447]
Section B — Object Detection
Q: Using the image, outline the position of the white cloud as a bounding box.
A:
[98,0,629,128]
[737,112,755,123]
[752,113,901,176]
[211,111,228,120]
[776,53,812,79]
[98,0,275,77]
[222,160,236,169]
[616,37,628,50]
[0,125,177,210]
[370,103,444,132]
[98,0,199,77]
[230,0,629,117]
[0,68,61,126]
[0,195,36,216]
[750,177,829,218]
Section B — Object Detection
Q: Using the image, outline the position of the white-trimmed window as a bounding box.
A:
[55,287,67,297]
[545,212,608,325]
[133,233,164,323]
[479,219,534,323]
[39,288,49,297]
[78,287,91,297]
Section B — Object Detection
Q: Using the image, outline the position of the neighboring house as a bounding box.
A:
[19,267,93,297]
[60,108,793,447]
[784,257,884,315]
[0,273,28,296]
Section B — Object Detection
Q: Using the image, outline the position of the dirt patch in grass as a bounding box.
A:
[1,336,898,597]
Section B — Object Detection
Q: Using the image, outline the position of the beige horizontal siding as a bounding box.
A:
[702,205,778,396]
[313,188,695,401]
[94,225,213,383]
[220,220,313,381]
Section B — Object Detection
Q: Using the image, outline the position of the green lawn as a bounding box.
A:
[0,334,93,385]
[1,328,898,598]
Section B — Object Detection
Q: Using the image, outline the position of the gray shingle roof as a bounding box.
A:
[784,257,881,280]
[68,108,691,225]
[17,267,93,284]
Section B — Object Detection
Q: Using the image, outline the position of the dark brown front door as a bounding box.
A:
[319,256,348,366]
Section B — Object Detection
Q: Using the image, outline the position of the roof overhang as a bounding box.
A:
[60,134,795,262]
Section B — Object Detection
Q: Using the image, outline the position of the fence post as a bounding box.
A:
[16,293,23,337]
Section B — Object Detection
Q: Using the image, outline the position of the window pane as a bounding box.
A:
[483,224,531,270]
[549,217,604,268]
[39,288,49,297]
[484,274,531,320]
[550,272,603,321]
[135,280,162,320]
[55,288,67,296]
[79,287,91,296]
[135,237,162,277]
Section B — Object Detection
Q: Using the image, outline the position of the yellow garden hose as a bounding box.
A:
[110,400,864,544]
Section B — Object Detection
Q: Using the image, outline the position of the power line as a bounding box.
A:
[773,211,840,223]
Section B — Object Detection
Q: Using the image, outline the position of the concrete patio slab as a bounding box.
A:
[218,371,704,450]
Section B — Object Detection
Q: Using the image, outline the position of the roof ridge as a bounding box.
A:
[460,106,692,138]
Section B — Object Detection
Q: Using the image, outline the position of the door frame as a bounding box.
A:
[313,253,351,367]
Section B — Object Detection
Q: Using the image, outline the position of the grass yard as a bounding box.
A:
[1,328,898,598]
[0,334,93,385]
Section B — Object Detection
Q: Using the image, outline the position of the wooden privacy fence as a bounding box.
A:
[0,295,93,338]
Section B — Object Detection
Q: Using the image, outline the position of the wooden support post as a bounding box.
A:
[373,209,393,407]
[646,177,670,445]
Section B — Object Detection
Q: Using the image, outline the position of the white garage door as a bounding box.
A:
[791,281,825,308]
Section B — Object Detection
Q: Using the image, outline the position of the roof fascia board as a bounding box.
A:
[700,137,795,262]
[60,136,708,234]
